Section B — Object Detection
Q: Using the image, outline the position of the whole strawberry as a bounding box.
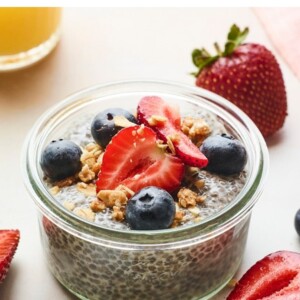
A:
[192,24,287,138]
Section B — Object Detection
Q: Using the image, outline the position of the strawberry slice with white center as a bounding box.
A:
[137,96,208,168]
[0,230,20,283]
[227,251,300,300]
[96,125,184,193]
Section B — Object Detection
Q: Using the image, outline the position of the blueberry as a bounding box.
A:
[295,209,300,236]
[200,134,247,175]
[126,186,176,230]
[40,139,82,180]
[91,108,137,148]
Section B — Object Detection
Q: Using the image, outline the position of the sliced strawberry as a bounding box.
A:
[0,230,20,283]
[137,96,208,168]
[227,251,300,300]
[96,125,184,193]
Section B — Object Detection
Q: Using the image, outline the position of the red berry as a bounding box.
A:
[0,230,20,283]
[227,251,300,300]
[137,96,208,168]
[192,25,287,138]
[96,125,184,193]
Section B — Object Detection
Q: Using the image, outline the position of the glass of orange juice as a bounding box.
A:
[0,7,62,71]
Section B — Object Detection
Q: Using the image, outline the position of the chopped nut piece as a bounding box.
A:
[177,188,196,208]
[188,206,201,216]
[50,186,60,195]
[194,179,205,189]
[92,163,101,175]
[81,143,102,166]
[85,142,102,152]
[116,185,135,198]
[166,136,176,155]
[175,210,184,221]
[81,152,96,169]
[179,198,188,208]
[171,203,185,228]
[112,206,125,221]
[79,164,95,182]
[94,150,102,157]
[177,187,204,208]
[133,174,140,180]
[80,143,103,175]
[196,195,206,203]
[55,176,77,188]
[97,152,104,164]
[73,207,95,221]
[168,133,180,143]
[156,140,168,151]
[147,115,167,126]
[113,115,136,128]
[186,166,199,176]
[181,117,211,144]
[76,182,96,197]
[136,124,145,135]
[97,189,128,208]
[90,199,106,212]
[63,201,75,211]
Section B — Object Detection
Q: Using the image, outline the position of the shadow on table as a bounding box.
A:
[0,264,19,300]
[0,43,61,109]
[0,263,77,300]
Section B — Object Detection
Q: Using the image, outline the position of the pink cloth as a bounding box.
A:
[254,8,300,79]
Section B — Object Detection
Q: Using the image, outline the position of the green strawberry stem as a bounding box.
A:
[191,24,249,77]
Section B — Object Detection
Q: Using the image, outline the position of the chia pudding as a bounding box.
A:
[23,81,268,300]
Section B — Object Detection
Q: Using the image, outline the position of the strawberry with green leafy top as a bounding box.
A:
[192,24,287,138]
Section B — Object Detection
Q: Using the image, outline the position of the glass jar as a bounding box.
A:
[0,7,62,71]
[23,80,269,300]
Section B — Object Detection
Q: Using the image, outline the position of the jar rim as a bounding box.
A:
[22,79,269,244]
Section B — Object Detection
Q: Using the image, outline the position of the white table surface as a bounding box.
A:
[0,7,299,300]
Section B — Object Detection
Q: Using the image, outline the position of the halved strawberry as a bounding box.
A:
[0,230,20,283]
[227,251,300,300]
[96,125,184,193]
[137,96,208,168]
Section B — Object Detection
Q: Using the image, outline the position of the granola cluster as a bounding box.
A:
[181,117,211,146]
[177,188,205,208]
[79,143,103,182]
[93,185,135,221]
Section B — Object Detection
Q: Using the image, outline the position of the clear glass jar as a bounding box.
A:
[23,80,269,300]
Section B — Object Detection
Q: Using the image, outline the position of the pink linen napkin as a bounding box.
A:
[253,8,300,79]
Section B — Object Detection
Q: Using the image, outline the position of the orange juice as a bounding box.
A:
[0,7,62,70]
